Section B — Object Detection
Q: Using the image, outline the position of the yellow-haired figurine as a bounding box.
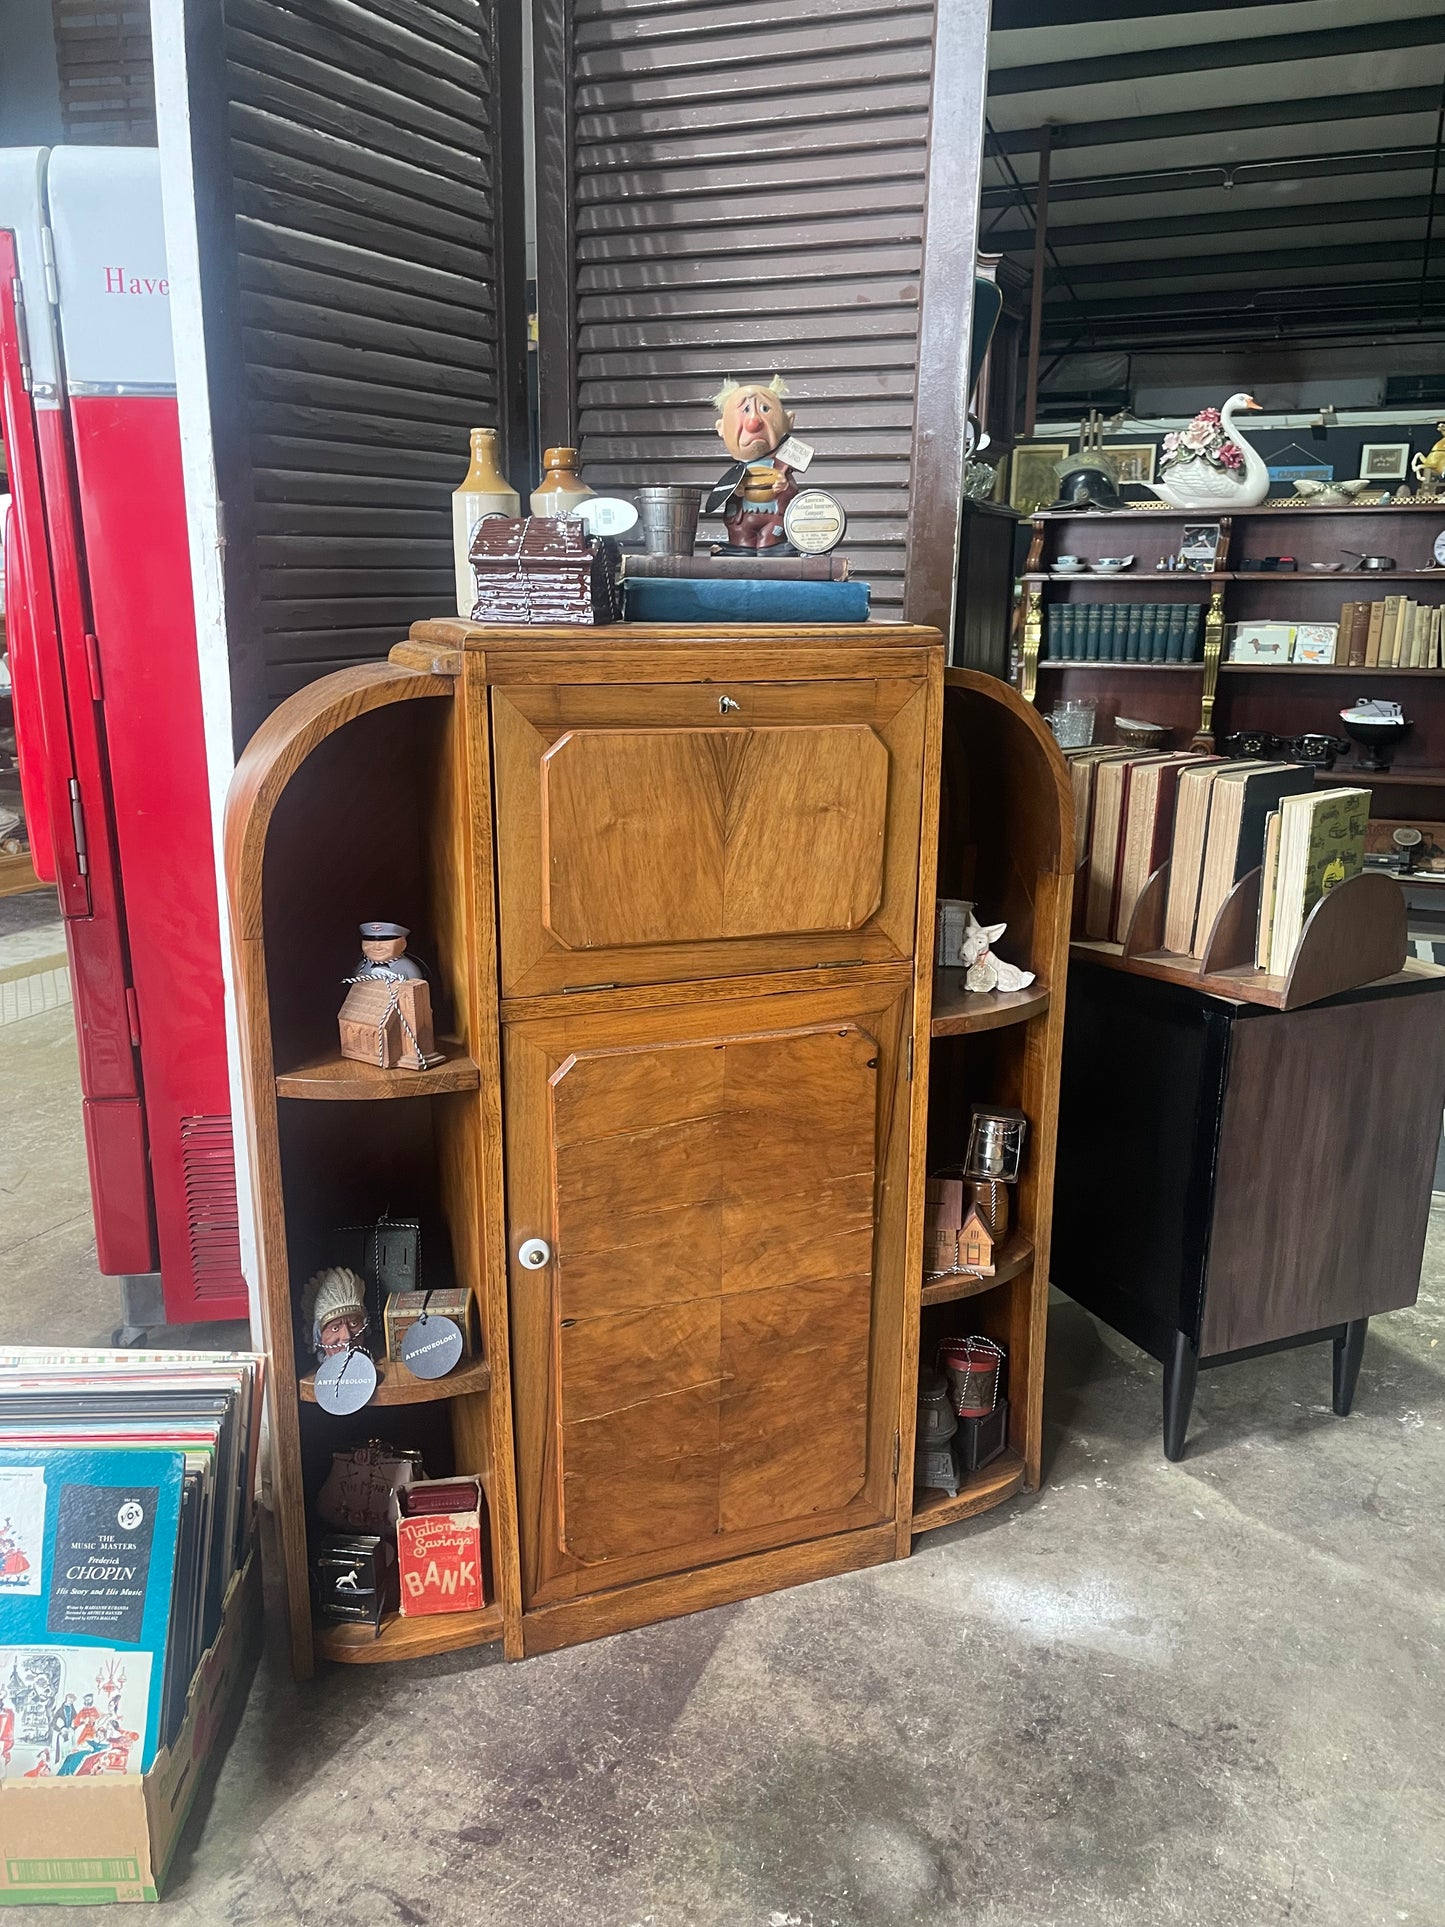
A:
[1412,422,1445,499]
[704,374,815,553]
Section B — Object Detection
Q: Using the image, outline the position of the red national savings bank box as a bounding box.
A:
[393,1478,485,1617]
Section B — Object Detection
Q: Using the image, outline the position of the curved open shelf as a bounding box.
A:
[911,1448,1025,1534]
[931,976,1050,1037]
[299,1353,492,1407]
[275,1041,479,1099]
[316,1601,503,1665]
[921,1232,1034,1306]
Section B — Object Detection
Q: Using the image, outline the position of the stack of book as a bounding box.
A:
[1071,749,1320,956]
[1161,762,1317,958]
[1256,787,1370,974]
[0,1346,263,1778]
[621,550,868,623]
[1046,603,1204,662]
[1335,598,1444,668]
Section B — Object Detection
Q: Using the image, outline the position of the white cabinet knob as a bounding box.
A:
[518,1237,551,1270]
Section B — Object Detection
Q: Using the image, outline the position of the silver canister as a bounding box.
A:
[635,485,703,556]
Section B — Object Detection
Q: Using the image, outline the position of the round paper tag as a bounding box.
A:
[784,489,847,555]
[575,496,640,538]
[313,1348,377,1414]
[399,1316,464,1379]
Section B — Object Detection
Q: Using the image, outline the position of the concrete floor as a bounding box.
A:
[2,908,1443,1924]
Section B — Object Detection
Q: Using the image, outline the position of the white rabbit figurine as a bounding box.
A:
[959,909,1036,995]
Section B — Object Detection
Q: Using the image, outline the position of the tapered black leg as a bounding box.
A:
[1333,1317,1368,1416]
[1163,1330,1199,1462]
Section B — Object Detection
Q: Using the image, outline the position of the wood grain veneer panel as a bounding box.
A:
[535,719,900,951]
[493,678,925,994]
[506,981,910,1610]
[1202,986,1445,1355]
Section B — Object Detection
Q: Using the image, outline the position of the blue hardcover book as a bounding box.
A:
[1165,604,1190,662]
[623,578,871,624]
[1104,605,1123,661]
[1125,604,1143,662]
[0,1446,185,1775]
[1148,605,1168,662]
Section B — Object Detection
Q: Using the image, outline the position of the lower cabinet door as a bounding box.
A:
[504,978,911,1609]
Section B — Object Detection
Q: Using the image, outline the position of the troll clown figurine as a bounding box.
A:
[704,374,815,553]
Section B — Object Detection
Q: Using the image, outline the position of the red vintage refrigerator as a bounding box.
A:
[0,145,246,1329]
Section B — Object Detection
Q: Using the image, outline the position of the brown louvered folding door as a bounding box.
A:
[184,0,526,743]
[534,0,989,630]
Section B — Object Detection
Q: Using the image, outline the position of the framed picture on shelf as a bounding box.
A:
[1178,523,1223,572]
[1227,622,1294,663]
[1359,443,1412,482]
[1009,443,1069,515]
[1106,443,1157,485]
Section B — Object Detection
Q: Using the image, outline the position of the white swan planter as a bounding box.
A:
[1147,393,1271,511]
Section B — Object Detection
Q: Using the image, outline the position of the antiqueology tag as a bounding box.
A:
[399,1315,464,1380]
[313,1347,378,1415]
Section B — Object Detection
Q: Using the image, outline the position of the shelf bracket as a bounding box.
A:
[1193,589,1226,749]
[1020,587,1044,705]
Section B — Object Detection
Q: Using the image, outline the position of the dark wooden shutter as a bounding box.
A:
[534,0,989,629]
[186,0,526,741]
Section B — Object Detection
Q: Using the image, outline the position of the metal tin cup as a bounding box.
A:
[636,485,703,556]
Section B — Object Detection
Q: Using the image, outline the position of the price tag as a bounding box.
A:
[313,1348,377,1415]
[575,496,640,538]
[784,489,847,554]
[399,1316,464,1379]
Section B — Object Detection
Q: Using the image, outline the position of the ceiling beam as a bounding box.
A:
[1041,279,1445,327]
[987,195,1431,254]
[988,88,1440,155]
[993,0,1284,24]
[980,147,1437,211]
[1056,236,1433,285]
[990,16,1445,97]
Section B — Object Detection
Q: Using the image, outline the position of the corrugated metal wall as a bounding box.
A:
[190,0,525,738]
[538,0,939,620]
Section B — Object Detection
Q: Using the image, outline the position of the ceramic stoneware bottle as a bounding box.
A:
[531,446,594,520]
[452,428,520,617]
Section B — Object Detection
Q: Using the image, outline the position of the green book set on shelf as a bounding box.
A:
[1045,603,1205,664]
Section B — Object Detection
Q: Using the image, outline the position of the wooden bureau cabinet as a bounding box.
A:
[226,624,1073,1674]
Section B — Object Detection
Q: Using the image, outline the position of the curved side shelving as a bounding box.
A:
[911,1449,1026,1534]
[275,1042,479,1099]
[920,1232,1034,1307]
[931,977,1050,1037]
[316,1603,504,1665]
[298,1353,492,1407]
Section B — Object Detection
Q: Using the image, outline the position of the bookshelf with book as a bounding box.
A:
[1019,504,1445,820]
[1052,741,1445,1462]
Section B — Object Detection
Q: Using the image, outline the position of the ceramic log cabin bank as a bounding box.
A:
[704,375,816,553]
